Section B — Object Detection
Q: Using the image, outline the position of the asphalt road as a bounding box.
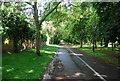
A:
[57,48,87,79]
[64,45,119,81]
[42,45,119,81]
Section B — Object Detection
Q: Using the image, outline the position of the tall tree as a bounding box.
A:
[1,2,35,53]
[26,2,61,56]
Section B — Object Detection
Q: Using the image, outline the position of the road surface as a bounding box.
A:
[43,45,119,81]
[65,45,119,80]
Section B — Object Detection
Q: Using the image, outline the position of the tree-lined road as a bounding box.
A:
[2,2,120,80]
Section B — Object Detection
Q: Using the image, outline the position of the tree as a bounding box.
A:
[2,2,34,52]
[26,2,61,56]
[93,2,120,49]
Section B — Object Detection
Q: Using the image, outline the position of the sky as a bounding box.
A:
[1,0,120,2]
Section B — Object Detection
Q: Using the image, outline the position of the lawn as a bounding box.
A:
[2,45,58,79]
[96,47,120,53]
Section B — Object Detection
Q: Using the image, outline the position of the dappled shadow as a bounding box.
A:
[49,44,62,48]
[71,53,83,56]
[6,68,14,72]
[93,73,108,78]
[50,48,88,80]
[66,72,86,78]
[57,52,65,55]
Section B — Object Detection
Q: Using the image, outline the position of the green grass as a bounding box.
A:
[77,47,119,67]
[69,44,120,53]
[2,45,58,79]
[96,47,120,53]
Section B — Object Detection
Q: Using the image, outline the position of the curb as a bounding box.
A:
[42,51,64,81]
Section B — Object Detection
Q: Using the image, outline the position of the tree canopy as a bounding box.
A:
[1,1,120,54]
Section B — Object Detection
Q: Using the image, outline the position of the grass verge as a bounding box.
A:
[96,47,120,53]
[77,47,119,67]
[2,45,58,79]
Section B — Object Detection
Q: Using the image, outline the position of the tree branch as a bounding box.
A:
[23,7,33,10]
[40,2,61,24]
[26,2,33,7]
[70,3,81,7]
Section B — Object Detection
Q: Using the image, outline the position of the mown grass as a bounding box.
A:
[2,45,58,79]
[77,47,119,67]
[96,47,120,53]
[68,43,119,53]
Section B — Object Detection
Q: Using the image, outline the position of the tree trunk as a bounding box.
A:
[32,2,61,56]
[33,2,41,56]
[112,42,114,51]
[104,38,109,47]
[20,40,24,50]
[104,42,108,47]
[73,41,75,45]
[100,39,103,46]
[95,40,97,48]
[13,39,19,53]
[46,32,50,45]
[80,39,82,48]
[92,41,95,52]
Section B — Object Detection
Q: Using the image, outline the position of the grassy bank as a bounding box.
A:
[2,45,58,79]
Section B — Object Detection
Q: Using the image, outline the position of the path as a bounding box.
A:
[42,45,119,81]
[56,47,86,79]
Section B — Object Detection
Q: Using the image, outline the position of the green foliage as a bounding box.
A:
[50,32,62,44]
[2,2,120,52]
[41,33,47,42]
[2,2,36,52]
[47,2,120,47]
[93,2,120,45]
